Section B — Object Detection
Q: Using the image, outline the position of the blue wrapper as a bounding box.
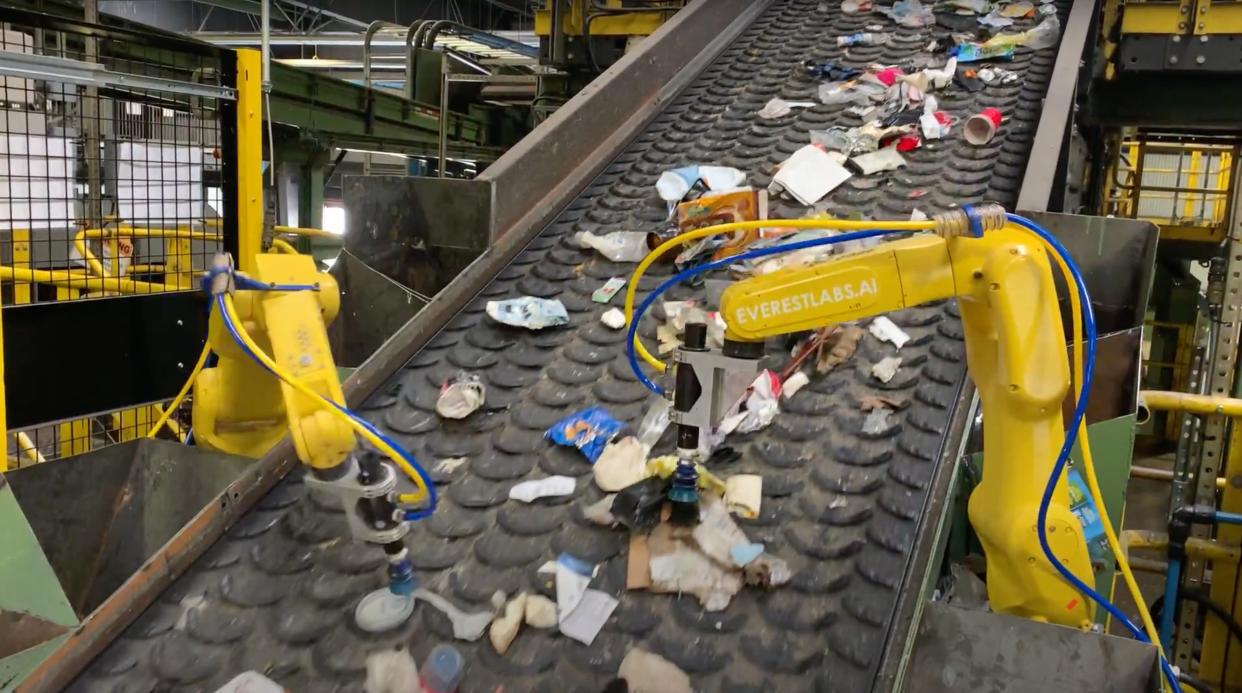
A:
[545,406,624,463]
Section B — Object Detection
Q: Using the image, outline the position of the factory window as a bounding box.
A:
[323,205,346,235]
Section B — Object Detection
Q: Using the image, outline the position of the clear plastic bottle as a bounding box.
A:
[421,644,465,693]
[836,32,891,47]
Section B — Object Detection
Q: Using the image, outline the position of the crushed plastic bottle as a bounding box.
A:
[836,32,892,47]
[953,41,1015,62]
[421,644,465,693]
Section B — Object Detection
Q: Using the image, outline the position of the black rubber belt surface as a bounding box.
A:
[77,2,1064,691]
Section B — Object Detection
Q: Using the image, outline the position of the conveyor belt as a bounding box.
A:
[75,2,1064,690]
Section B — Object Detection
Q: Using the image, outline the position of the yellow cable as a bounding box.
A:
[218,294,431,507]
[1044,238,1169,679]
[269,238,299,255]
[623,218,936,374]
[146,341,211,439]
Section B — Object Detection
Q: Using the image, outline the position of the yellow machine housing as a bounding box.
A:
[721,226,1096,628]
[192,253,352,470]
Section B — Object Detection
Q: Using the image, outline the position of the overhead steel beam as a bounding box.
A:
[0,50,236,100]
[194,0,367,29]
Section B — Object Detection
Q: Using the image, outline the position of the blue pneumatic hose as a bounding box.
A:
[212,294,437,520]
[1214,511,1242,526]
[1161,558,1181,650]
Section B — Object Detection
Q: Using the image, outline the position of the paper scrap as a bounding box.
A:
[619,648,692,693]
[364,650,420,693]
[413,589,495,641]
[556,561,591,620]
[724,474,763,519]
[509,475,576,503]
[782,371,810,398]
[759,97,814,119]
[862,407,893,435]
[215,672,284,693]
[583,493,619,526]
[649,540,743,612]
[771,144,853,206]
[869,316,911,349]
[490,593,527,654]
[600,307,626,330]
[594,436,651,492]
[559,589,618,646]
[434,457,469,475]
[692,497,752,565]
[593,277,626,303]
[524,595,557,629]
[627,533,652,590]
[871,356,903,383]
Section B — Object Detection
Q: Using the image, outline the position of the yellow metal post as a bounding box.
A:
[57,419,91,458]
[0,288,5,471]
[166,238,194,289]
[236,49,264,272]
[1203,420,1242,684]
[12,229,31,304]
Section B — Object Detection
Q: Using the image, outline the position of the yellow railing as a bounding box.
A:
[1106,140,1235,242]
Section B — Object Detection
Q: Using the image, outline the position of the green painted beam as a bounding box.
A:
[269,62,489,148]
[0,635,69,690]
[0,482,77,628]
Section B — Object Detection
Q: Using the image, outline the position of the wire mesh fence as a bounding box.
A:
[0,18,228,305]
[0,12,236,464]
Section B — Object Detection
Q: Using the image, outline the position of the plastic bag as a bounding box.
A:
[978,10,1014,28]
[486,297,569,330]
[545,407,625,463]
[1022,15,1061,50]
[809,126,878,155]
[803,60,863,81]
[818,81,866,106]
[876,0,934,27]
[636,398,672,450]
[655,165,746,203]
[577,231,649,262]
[850,147,907,175]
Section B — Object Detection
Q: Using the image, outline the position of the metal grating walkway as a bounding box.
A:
[75,1,1064,690]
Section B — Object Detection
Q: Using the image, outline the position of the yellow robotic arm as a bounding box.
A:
[719,227,1096,628]
[190,251,430,599]
[192,252,352,469]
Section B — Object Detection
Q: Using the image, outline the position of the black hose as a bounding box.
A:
[1151,590,1242,647]
[1179,671,1216,693]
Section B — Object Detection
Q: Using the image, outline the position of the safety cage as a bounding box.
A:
[0,7,241,468]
